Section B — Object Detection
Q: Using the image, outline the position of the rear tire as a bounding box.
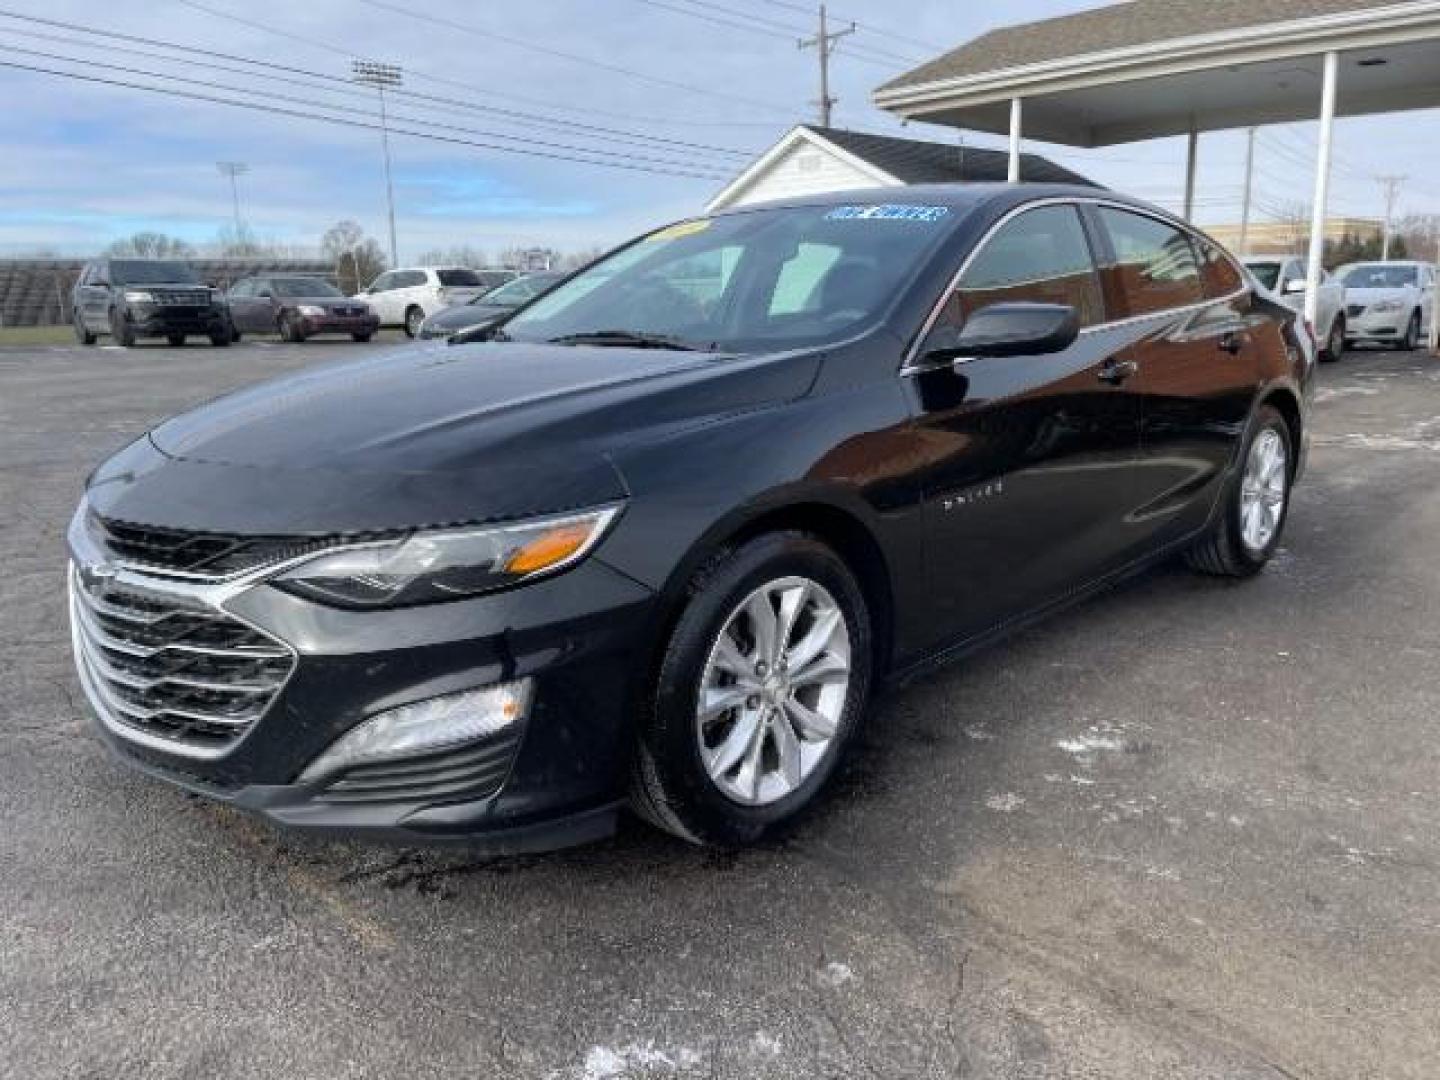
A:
[167,333,185,347]
[629,532,873,847]
[404,305,424,338]
[1184,405,1293,578]
[209,330,231,347]
[351,332,373,342]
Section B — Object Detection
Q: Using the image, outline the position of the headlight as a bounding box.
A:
[297,304,326,318]
[1370,299,1404,313]
[274,504,621,608]
[123,290,154,303]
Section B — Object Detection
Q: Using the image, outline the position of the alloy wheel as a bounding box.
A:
[1239,428,1288,554]
[695,575,851,806]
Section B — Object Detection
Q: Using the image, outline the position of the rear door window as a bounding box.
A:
[437,269,483,287]
[1097,207,1205,316]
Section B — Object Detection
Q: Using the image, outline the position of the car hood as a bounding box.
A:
[89,341,819,534]
[425,302,510,331]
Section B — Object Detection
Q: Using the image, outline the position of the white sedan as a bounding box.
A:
[1242,256,1347,361]
[1336,261,1437,350]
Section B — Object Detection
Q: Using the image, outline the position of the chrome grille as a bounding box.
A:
[69,565,294,757]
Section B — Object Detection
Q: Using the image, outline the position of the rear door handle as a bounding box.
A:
[1097,359,1138,385]
[1219,331,1246,355]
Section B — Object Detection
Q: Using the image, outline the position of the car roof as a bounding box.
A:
[705,182,1200,235]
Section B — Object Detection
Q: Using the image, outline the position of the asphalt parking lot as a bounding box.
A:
[2,338,1438,1079]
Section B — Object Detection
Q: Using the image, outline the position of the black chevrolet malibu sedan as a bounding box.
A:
[68,185,1312,850]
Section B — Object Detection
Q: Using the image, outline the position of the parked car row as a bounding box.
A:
[69,258,549,346]
[1241,255,1436,359]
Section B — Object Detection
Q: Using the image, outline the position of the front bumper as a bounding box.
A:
[67,516,657,847]
[297,314,380,337]
[1345,307,1409,340]
[128,305,229,337]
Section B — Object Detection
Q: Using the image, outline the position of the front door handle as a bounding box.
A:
[1097,358,1138,385]
[1219,331,1247,355]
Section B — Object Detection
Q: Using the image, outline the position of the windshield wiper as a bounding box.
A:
[545,330,699,351]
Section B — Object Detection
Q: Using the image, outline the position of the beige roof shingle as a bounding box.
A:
[877,0,1401,92]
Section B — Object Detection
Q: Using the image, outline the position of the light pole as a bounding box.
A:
[216,160,248,237]
[352,60,402,267]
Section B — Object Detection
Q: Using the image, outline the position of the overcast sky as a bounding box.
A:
[2,0,1438,260]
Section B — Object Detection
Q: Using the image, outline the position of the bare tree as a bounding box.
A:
[1394,213,1440,263]
[106,232,195,258]
[561,246,606,271]
[321,220,388,293]
[414,245,490,269]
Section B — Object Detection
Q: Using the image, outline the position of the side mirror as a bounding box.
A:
[1282,278,1308,295]
[924,302,1079,363]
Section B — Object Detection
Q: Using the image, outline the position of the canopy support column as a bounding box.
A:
[1183,124,1198,221]
[1008,97,1022,183]
[1304,50,1339,328]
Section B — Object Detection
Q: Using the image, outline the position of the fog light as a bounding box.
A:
[298,679,532,783]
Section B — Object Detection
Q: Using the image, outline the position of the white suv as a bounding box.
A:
[361,267,516,337]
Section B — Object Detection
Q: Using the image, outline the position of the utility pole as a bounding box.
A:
[797,5,854,128]
[352,60,402,267]
[1377,174,1406,259]
[1238,127,1256,256]
[216,161,248,238]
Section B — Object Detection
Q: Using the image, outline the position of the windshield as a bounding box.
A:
[272,277,343,298]
[1245,262,1282,290]
[501,203,958,352]
[1339,264,1418,288]
[110,260,200,285]
[437,268,485,287]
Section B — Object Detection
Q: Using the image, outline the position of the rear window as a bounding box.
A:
[437,269,484,287]
[1097,208,1204,317]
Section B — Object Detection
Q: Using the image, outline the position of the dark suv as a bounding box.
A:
[68,185,1311,852]
[72,258,230,347]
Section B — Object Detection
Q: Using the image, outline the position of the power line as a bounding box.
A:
[632,0,920,67]
[0,8,757,160]
[748,0,937,55]
[166,0,777,130]
[0,39,739,177]
[0,57,736,181]
[349,0,794,118]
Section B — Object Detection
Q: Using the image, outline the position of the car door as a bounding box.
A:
[904,201,1146,642]
[1094,208,1265,548]
[365,272,397,323]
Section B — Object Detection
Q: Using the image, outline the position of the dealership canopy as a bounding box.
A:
[873,0,1440,333]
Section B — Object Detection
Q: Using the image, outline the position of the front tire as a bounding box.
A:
[404,305,424,338]
[1401,311,1421,351]
[73,313,96,345]
[1184,405,1293,578]
[109,308,135,347]
[167,333,186,347]
[351,331,373,342]
[630,532,873,847]
[278,313,305,343]
[1321,317,1345,362]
